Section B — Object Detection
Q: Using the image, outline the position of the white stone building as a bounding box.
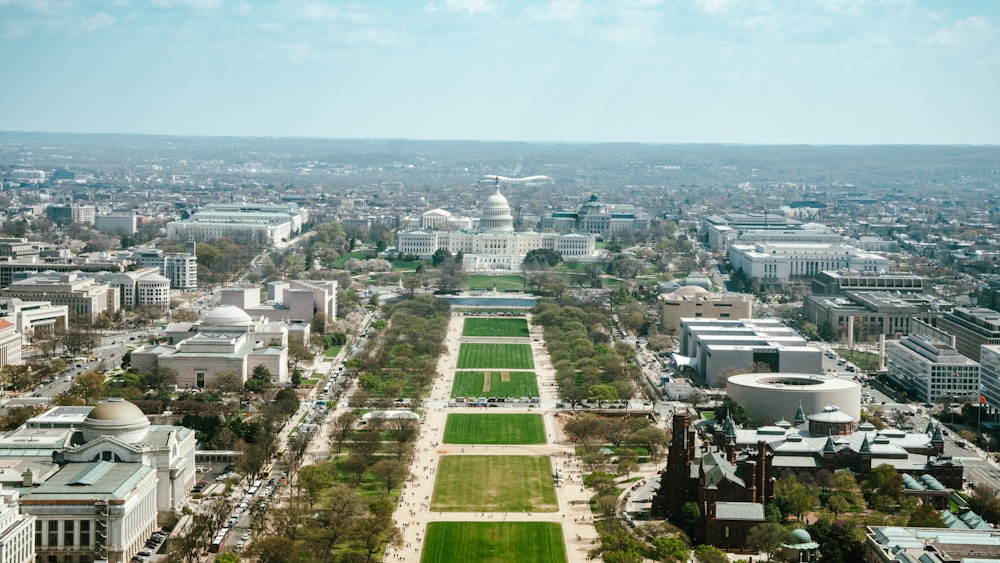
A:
[0,298,68,344]
[131,305,289,388]
[0,486,34,563]
[4,272,119,322]
[0,399,196,563]
[887,320,980,404]
[166,203,307,246]
[396,188,597,272]
[728,242,889,284]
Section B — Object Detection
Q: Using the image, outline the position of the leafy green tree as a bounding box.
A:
[679,502,702,539]
[693,544,728,563]
[431,248,452,266]
[808,517,865,563]
[746,522,791,560]
[652,536,689,562]
[909,501,946,527]
[245,365,273,394]
[713,397,753,427]
[215,553,239,563]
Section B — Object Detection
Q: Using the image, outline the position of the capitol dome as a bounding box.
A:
[672,285,710,298]
[203,305,254,327]
[82,398,151,444]
[479,187,514,231]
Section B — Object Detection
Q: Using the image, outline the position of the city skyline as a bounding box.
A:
[1,0,999,145]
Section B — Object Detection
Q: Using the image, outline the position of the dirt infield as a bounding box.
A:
[501,371,511,382]
[482,372,491,393]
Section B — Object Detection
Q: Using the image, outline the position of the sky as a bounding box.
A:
[1,0,998,145]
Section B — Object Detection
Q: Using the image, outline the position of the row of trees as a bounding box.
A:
[354,295,450,398]
[532,299,640,406]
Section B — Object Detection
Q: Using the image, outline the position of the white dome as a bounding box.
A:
[480,187,514,231]
[203,305,254,327]
[82,398,150,444]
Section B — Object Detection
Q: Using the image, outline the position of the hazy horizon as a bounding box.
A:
[2,1,998,145]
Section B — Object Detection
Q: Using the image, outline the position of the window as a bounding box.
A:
[35,521,41,546]
[64,520,74,546]
[47,521,57,546]
[80,521,90,547]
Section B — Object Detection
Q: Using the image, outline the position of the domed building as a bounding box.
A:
[781,528,820,562]
[2,398,196,563]
[132,304,289,389]
[396,186,597,271]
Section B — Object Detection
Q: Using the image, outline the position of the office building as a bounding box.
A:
[0,298,68,344]
[658,286,753,335]
[94,212,138,236]
[166,204,307,246]
[4,273,119,322]
[728,242,889,284]
[538,194,649,237]
[936,307,1000,362]
[220,279,336,325]
[0,487,34,563]
[886,320,980,404]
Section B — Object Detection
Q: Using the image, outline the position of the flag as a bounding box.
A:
[981,395,988,405]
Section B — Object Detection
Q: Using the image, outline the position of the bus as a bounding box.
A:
[209,528,230,553]
[276,447,286,460]
[261,464,273,479]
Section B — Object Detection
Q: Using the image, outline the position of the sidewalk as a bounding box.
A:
[385,313,600,562]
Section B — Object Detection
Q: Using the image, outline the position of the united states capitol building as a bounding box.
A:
[396,187,596,271]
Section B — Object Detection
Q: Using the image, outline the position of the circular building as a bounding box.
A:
[82,397,151,444]
[726,373,861,424]
[807,405,856,436]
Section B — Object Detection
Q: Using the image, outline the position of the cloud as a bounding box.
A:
[82,11,116,31]
[523,0,581,23]
[928,15,997,48]
[151,0,223,10]
[427,0,496,16]
[697,0,736,16]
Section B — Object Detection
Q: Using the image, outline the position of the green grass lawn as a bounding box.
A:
[432,456,558,512]
[463,317,530,338]
[421,522,566,563]
[443,414,546,444]
[467,274,526,291]
[457,344,534,370]
[391,259,424,271]
[324,345,343,358]
[451,371,539,399]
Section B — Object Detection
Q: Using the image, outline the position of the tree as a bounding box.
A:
[652,536,689,562]
[349,502,400,563]
[69,371,107,404]
[431,248,451,266]
[679,502,702,538]
[332,412,357,454]
[287,341,313,375]
[242,536,295,563]
[627,426,666,459]
[808,517,865,563]
[564,413,606,446]
[713,397,753,427]
[693,545,728,563]
[370,459,408,496]
[142,365,178,394]
[208,370,244,395]
[909,501,946,527]
[245,364,273,394]
[967,484,1000,523]
[215,554,239,563]
[523,248,562,270]
[311,312,327,335]
[297,464,334,508]
[746,522,791,560]
[588,383,618,406]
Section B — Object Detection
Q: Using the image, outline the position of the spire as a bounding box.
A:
[932,424,944,443]
[860,434,872,454]
[925,419,936,435]
[794,401,806,425]
[824,430,837,454]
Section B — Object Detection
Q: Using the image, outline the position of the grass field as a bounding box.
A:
[457,344,534,370]
[463,318,530,338]
[432,456,558,512]
[451,371,539,399]
[443,414,546,444]
[421,522,566,563]
[467,274,526,291]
